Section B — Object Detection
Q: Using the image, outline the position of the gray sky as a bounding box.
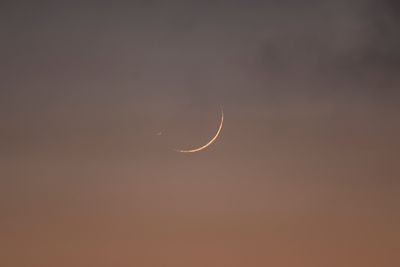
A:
[1,1,399,266]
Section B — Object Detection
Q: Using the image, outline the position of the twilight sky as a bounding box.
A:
[1,1,400,266]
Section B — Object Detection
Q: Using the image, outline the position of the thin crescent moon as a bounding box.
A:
[175,108,224,153]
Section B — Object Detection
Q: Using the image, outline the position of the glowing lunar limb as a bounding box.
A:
[175,108,224,153]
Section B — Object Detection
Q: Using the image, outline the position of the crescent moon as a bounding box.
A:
[175,108,224,153]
